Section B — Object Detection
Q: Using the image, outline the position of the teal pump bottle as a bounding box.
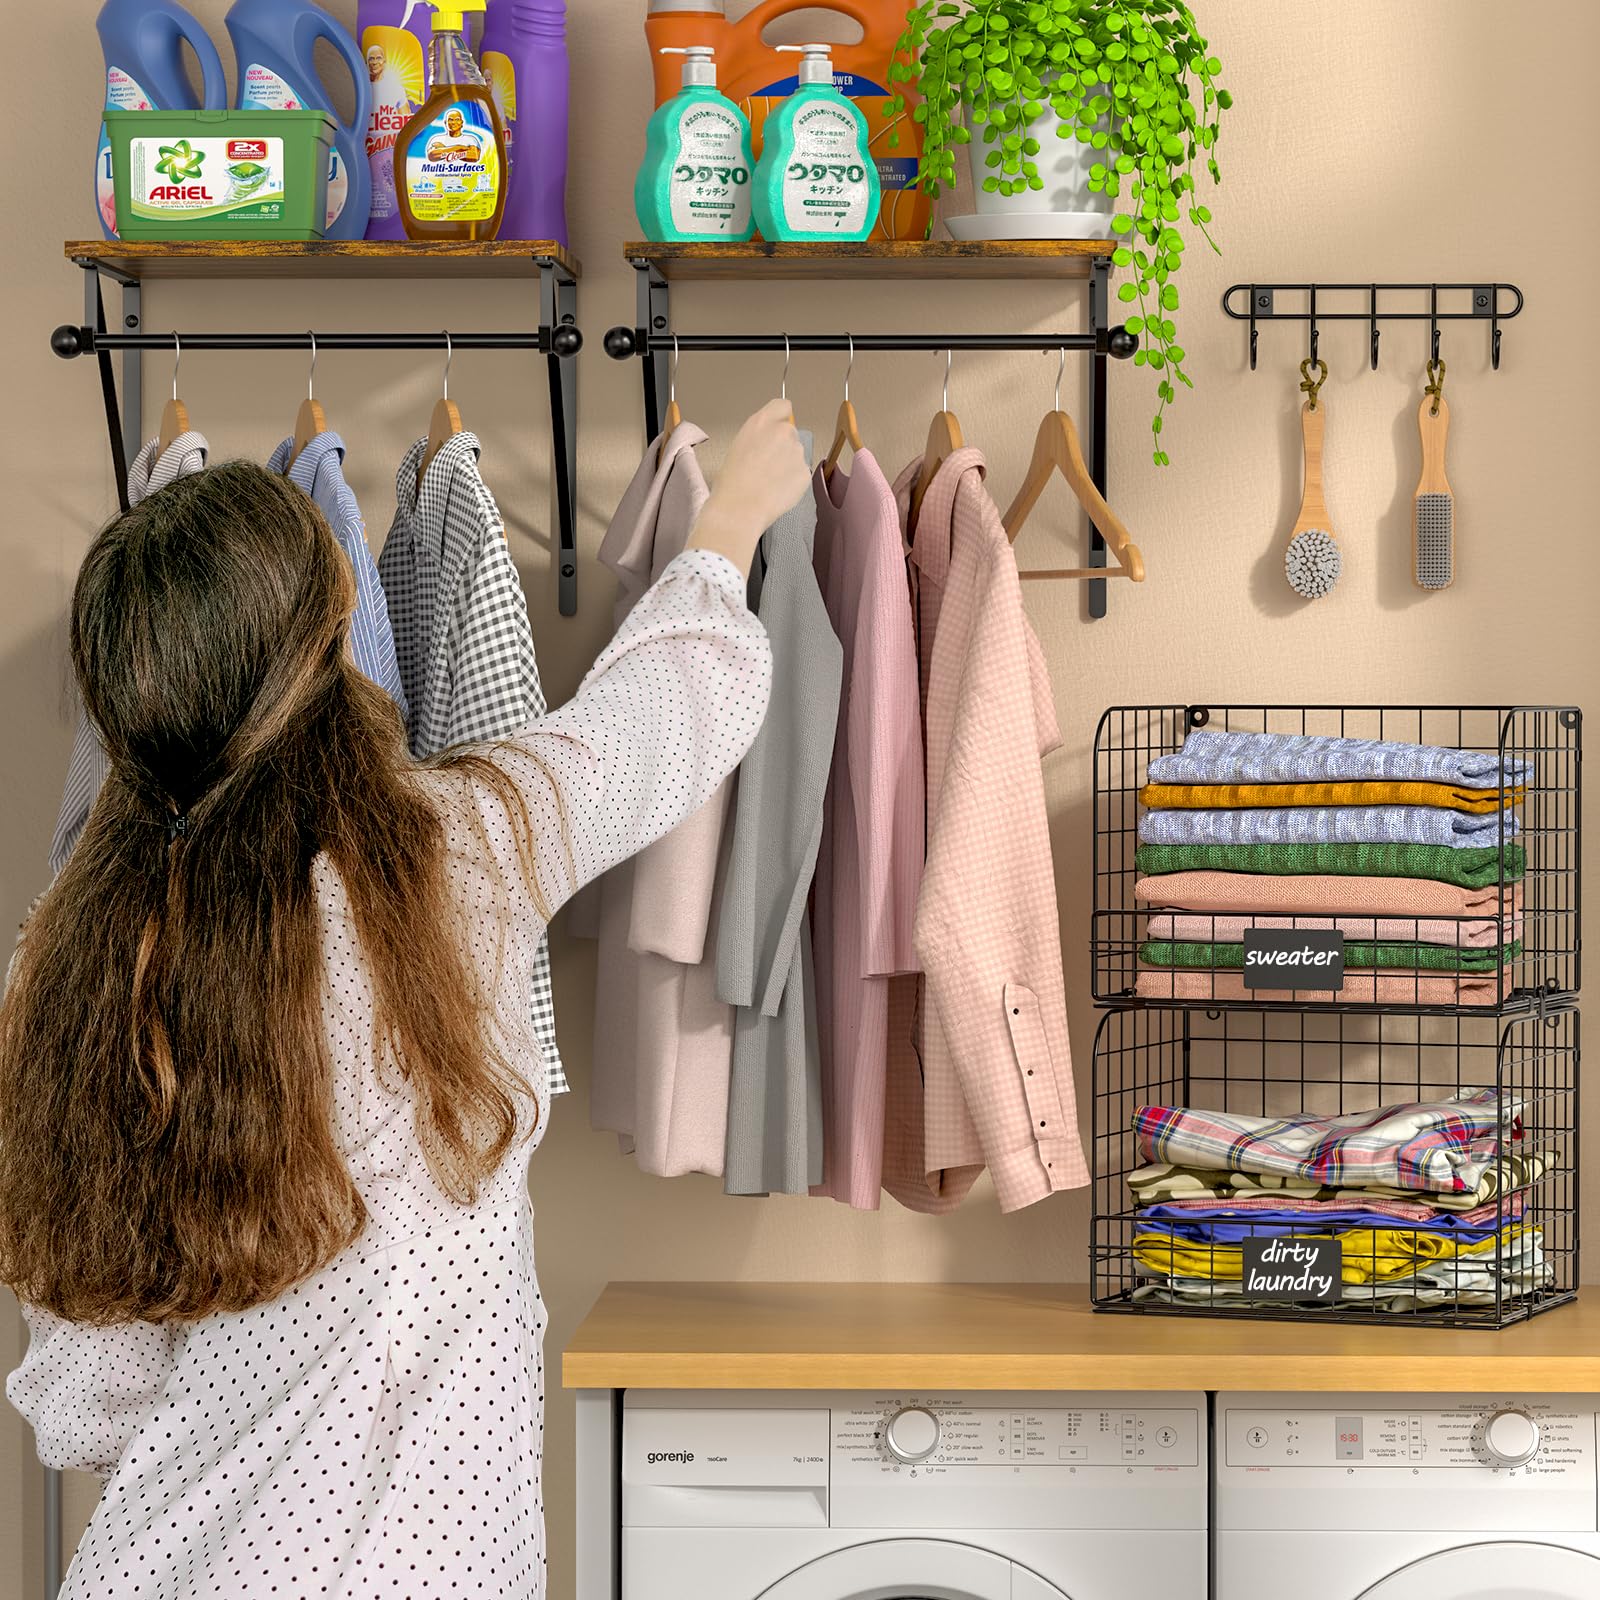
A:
[635,46,753,242]
[752,42,879,242]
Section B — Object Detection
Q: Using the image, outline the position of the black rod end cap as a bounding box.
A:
[51,325,90,359]
[603,326,641,360]
[1108,325,1139,360]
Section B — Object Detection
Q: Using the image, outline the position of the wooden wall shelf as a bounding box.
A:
[65,239,581,282]
[562,1282,1600,1393]
[623,239,1116,281]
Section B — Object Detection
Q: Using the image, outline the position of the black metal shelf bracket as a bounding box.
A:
[608,255,1138,619]
[1224,280,1523,374]
[55,255,585,616]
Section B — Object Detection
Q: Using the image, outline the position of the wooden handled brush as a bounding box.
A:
[1285,391,1342,600]
[1414,370,1454,590]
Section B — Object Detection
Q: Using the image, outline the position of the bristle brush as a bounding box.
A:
[1414,359,1454,590]
[1285,359,1341,600]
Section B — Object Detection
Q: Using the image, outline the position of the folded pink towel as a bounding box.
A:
[1134,968,1501,1006]
[1134,870,1523,921]
[1151,1193,1525,1226]
[1145,911,1521,950]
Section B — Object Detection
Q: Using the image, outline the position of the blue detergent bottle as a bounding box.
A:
[225,0,374,241]
[95,0,229,239]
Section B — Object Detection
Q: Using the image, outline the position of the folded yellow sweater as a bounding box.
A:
[1139,780,1524,813]
[1132,1223,1536,1286]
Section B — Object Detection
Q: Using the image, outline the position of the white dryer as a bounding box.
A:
[1214,1391,1600,1599]
[622,1389,1207,1600]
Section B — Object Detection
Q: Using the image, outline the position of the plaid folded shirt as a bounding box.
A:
[1132,1089,1520,1195]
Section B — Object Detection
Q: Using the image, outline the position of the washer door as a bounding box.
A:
[753,1537,1069,1600]
[1356,1541,1600,1600]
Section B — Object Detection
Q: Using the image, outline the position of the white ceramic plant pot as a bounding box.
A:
[949,86,1115,241]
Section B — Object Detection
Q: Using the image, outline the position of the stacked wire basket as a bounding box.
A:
[1089,705,1581,1328]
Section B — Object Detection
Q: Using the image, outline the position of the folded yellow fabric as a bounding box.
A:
[1139,781,1525,813]
[1132,1223,1536,1286]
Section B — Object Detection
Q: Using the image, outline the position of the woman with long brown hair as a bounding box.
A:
[1,400,808,1598]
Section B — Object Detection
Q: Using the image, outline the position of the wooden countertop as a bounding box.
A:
[562,1283,1600,1393]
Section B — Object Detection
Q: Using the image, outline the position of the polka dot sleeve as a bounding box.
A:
[478,549,772,919]
[7,1303,183,1479]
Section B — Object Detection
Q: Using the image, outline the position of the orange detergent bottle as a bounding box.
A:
[645,0,927,241]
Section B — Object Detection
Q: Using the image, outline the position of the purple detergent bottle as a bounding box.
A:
[478,0,568,244]
[359,0,434,238]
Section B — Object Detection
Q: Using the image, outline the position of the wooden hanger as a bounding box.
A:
[822,334,865,482]
[1002,350,1145,584]
[157,331,191,457]
[657,335,682,466]
[419,331,463,488]
[289,331,327,468]
[908,348,963,527]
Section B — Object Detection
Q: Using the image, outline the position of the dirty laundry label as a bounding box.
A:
[99,68,156,234]
[1241,1236,1343,1302]
[671,103,750,235]
[364,25,426,222]
[240,64,348,228]
[781,102,870,234]
[403,99,500,222]
[129,136,288,224]
[1241,928,1345,990]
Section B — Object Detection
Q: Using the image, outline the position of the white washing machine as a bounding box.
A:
[621,1389,1207,1600]
[1215,1391,1600,1599]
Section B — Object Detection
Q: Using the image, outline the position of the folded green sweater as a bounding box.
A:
[1140,939,1523,973]
[1133,840,1526,890]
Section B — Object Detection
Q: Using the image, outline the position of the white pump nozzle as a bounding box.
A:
[660,45,719,88]
[777,43,836,86]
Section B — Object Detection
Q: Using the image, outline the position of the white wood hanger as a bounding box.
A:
[288,331,327,467]
[419,331,463,488]
[157,331,191,457]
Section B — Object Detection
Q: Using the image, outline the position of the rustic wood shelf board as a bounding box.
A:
[65,239,581,281]
[562,1282,1599,1393]
[624,239,1116,281]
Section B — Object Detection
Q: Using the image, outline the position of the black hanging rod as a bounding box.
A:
[51,326,583,358]
[1222,281,1523,371]
[603,327,1140,359]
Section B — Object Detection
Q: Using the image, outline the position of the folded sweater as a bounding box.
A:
[1148,729,1533,788]
[1140,780,1525,813]
[1134,967,1503,1006]
[1134,870,1523,920]
[1139,938,1521,973]
[1146,911,1521,950]
[1139,804,1518,851]
[1133,841,1525,890]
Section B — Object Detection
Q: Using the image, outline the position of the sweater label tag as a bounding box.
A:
[1241,1236,1343,1301]
[1241,928,1345,990]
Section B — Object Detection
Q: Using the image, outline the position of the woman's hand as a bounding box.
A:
[687,399,813,576]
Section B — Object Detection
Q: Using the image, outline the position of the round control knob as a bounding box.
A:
[1483,1409,1540,1467]
[884,1407,940,1463]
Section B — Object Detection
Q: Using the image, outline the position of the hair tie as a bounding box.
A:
[166,813,190,844]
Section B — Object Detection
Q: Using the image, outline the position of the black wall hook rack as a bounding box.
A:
[55,247,584,615]
[1223,281,1524,373]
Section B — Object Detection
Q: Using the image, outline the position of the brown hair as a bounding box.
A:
[0,462,539,1324]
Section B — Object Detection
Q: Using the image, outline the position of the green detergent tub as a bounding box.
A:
[104,109,335,240]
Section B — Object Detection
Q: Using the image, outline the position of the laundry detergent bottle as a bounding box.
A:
[636,47,753,242]
[396,0,506,240]
[359,0,433,238]
[95,0,228,238]
[479,0,568,243]
[225,0,372,241]
[752,43,879,241]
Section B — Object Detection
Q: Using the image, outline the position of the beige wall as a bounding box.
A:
[4,1,1597,1594]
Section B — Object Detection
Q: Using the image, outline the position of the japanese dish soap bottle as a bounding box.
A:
[752,43,879,242]
[225,0,373,242]
[359,0,434,239]
[479,0,569,244]
[95,0,228,238]
[396,0,507,240]
[635,46,754,242]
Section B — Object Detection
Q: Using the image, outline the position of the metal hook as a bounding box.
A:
[1308,283,1319,366]
[1369,285,1380,371]
[441,330,453,400]
[1054,346,1066,412]
[780,333,790,402]
[670,333,679,405]
[1429,285,1440,365]
[307,330,318,400]
[942,348,953,412]
[170,330,181,401]
[843,333,854,404]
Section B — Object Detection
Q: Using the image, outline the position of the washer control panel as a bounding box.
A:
[835,1400,1201,1474]
[1225,1402,1590,1476]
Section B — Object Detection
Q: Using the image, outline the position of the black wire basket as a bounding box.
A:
[1092,705,1580,1014]
[1089,1004,1579,1328]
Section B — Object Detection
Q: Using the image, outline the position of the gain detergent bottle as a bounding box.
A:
[752,43,878,242]
[225,0,373,241]
[95,0,229,238]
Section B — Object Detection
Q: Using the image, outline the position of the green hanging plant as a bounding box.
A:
[886,1,1232,464]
